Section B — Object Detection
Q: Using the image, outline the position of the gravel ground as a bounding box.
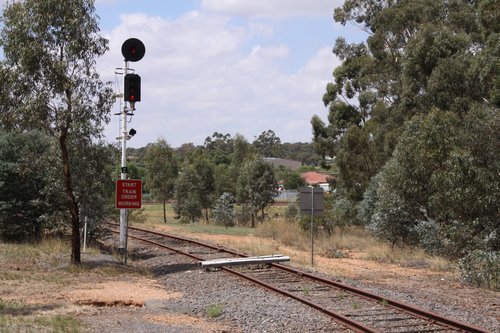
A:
[78,240,498,333]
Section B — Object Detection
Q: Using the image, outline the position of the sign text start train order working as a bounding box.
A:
[116,179,142,209]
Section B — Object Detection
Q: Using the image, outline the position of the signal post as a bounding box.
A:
[116,38,145,263]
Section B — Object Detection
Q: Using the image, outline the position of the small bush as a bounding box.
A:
[284,203,298,222]
[128,208,147,224]
[206,304,223,318]
[213,193,236,227]
[0,298,24,311]
[235,205,252,226]
[414,219,444,255]
[459,250,499,290]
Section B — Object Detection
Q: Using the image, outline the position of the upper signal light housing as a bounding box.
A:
[121,38,145,62]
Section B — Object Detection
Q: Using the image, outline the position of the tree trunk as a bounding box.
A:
[205,208,209,223]
[163,199,167,223]
[60,131,81,265]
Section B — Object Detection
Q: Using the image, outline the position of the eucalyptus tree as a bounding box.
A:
[144,138,179,223]
[315,2,499,286]
[253,129,283,158]
[192,158,215,222]
[314,0,499,215]
[175,165,203,223]
[0,132,51,241]
[236,159,277,228]
[0,0,114,264]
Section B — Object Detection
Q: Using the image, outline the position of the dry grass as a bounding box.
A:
[135,203,456,273]
[0,239,86,332]
[255,217,455,272]
[0,238,155,333]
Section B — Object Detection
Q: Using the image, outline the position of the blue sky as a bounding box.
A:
[9,0,366,148]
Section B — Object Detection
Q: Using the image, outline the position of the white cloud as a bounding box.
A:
[98,12,339,147]
[201,0,343,19]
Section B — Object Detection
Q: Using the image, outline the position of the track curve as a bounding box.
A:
[110,224,492,333]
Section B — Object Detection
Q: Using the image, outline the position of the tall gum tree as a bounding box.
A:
[313,0,498,202]
[144,138,179,223]
[0,0,114,264]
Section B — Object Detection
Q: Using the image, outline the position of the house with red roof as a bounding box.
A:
[300,171,334,192]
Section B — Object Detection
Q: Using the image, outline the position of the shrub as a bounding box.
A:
[213,192,235,227]
[235,204,252,226]
[459,250,499,290]
[414,219,444,255]
[284,203,298,222]
[206,304,223,318]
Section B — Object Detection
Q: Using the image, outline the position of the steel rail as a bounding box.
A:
[111,228,378,332]
[269,263,491,333]
[110,224,492,333]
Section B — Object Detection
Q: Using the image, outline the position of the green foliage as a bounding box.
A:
[459,250,499,291]
[0,298,24,311]
[284,203,299,222]
[212,192,236,227]
[35,315,82,333]
[0,131,114,243]
[192,158,216,222]
[0,0,114,264]
[0,132,51,241]
[253,129,283,157]
[175,165,203,223]
[280,142,320,166]
[413,219,444,255]
[369,108,499,257]
[315,0,499,287]
[204,132,234,165]
[206,304,223,318]
[315,0,498,202]
[144,138,178,223]
[213,163,232,197]
[71,140,116,241]
[236,159,277,227]
[277,168,303,190]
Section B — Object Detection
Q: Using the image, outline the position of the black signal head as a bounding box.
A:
[121,38,145,62]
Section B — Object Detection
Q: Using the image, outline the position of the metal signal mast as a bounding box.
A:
[116,38,145,262]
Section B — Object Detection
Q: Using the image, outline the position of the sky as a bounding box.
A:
[4,0,367,148]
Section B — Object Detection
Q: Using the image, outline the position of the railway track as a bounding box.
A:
[110,224,491,333]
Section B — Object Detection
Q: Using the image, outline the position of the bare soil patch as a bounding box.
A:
[64,279,181,307]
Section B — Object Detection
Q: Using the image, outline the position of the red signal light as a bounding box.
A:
[124,74,141,102]
[121,38,145,62]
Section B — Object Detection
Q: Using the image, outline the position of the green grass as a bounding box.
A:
[35,315,83,333]
[206,304,224,318]
[0,315,83,333]
[0,298,24,311]
[0,300,83,333]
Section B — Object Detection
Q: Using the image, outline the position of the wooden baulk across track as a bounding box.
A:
[109,224,492,333]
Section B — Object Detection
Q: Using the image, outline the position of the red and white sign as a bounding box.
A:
[116,179,142,209]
